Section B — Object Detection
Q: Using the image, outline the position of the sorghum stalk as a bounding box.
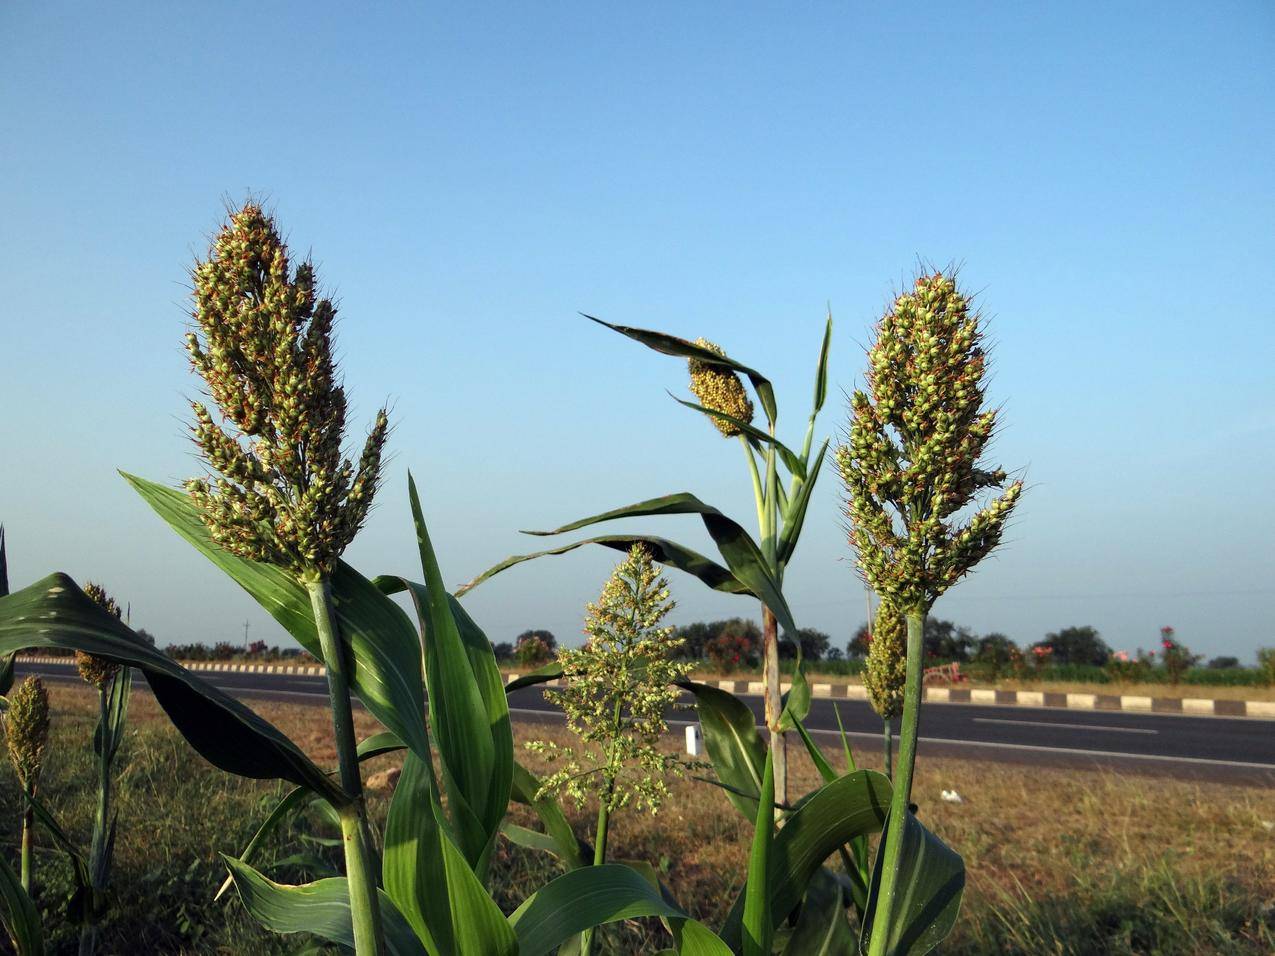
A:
[837,272,1021,956]
[78,582,126,956]
[184,203,388,955]
[6,676,50,893]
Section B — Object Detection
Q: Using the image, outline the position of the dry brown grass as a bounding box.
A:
[28,683,1275,954]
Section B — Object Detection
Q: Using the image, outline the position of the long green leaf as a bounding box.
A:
[23,784,92,902]
[677,680,766,820]
[859,812,964,956]
[222,857,426,956]
[671,396,805,478]
[0,574,342,804]
[382,753,517,956]
[0,852,42,956]
[741,749,775,956]
[502,662,565,693]
[777,439,828,569]
[215,729,407,902]
[509,760,588,869]
[671,920,734,956]
[721,769,892,949]
[509,863,688,956]
[457,534,747,599]
[123,473,431,765]
[585,315,779,425]
[518,492,796,635]
[812,313,832,416]
[781,867,853,956]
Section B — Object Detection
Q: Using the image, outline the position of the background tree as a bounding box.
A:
[515,629,557,652]
[924,617,976,662]
[973,632,1018,678]
[1035,625,1110,666]
[781,627,831,661]
[1207,655,1239,669]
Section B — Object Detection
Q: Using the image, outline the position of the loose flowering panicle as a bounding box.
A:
[77,582,122,687]
[184,203,388,581]
[528,545,692,813]
[864,600,906,720]
[687,338,754,437]
[837,272,1022,612]
[6,676,50,793]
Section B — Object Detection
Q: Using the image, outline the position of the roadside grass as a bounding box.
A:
[4,683,1272,954]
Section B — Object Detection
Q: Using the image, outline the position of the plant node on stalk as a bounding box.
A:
[183,203,388,581]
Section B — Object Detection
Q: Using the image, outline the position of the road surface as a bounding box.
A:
[17,660,1275,786]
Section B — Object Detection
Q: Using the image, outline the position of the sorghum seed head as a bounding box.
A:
[863,600,906,720]
[837,270,1021,611]
[688,339,754,437]
[184,203,389,580]
[78,582,123,686]
[6,676,50,791]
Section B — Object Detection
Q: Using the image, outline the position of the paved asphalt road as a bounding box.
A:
[18,661,1275,786]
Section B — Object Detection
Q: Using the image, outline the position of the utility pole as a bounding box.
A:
[243,619,250,652]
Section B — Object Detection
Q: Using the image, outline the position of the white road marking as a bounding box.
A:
[973,717,1158,734]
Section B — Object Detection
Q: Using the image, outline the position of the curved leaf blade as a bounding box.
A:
[860,812,964,956]
[585,315,778,425]
[671,396,804,478]
[509,863,688,956]
[0,574,342,803]
[0,852,42,956]
[123,473,430,765]
[457,534,747,599]
[502,662,565,693]
[677,680,766,820]
[222,857,426,956]
[519,492,796,635]
[721,769,892,949]
[383,753,517,956]
[742,750,776,956]
[509,760,588,869]
[777,439,828,569]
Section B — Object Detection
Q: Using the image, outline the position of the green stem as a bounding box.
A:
[741,435,766,538]
[581,777,616,956]
[19,803,32,893]
[867,610,925,956]
[307,579,385,956]
[80,688,112,956]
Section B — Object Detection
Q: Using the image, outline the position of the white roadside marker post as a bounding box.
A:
[685,723,703,756]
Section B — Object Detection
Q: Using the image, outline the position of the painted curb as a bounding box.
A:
[15,656,1272,720]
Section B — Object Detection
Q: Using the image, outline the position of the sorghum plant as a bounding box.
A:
[5,676,49,893]
[838,270,1022,955]
[184,203,389,953]
[463,314,833,805]
[530,544,692,956]
[76,583,133,956]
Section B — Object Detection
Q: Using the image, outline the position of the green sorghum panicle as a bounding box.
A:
[77,581,122,687]
[688,338,754,437]
[836,272,1022,611]
[528,544,693,813]
[6,676,50,792]
[184,203,388,581]
[864,600,906,720]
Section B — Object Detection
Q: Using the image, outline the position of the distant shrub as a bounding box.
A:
[1207,655,1240,670]
[1158,627,1201,685]
[705,632,756,673]
[1259,648,1275,686]
[515,634,553,668]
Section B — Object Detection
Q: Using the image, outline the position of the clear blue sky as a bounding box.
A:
[3,3,1272,661]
